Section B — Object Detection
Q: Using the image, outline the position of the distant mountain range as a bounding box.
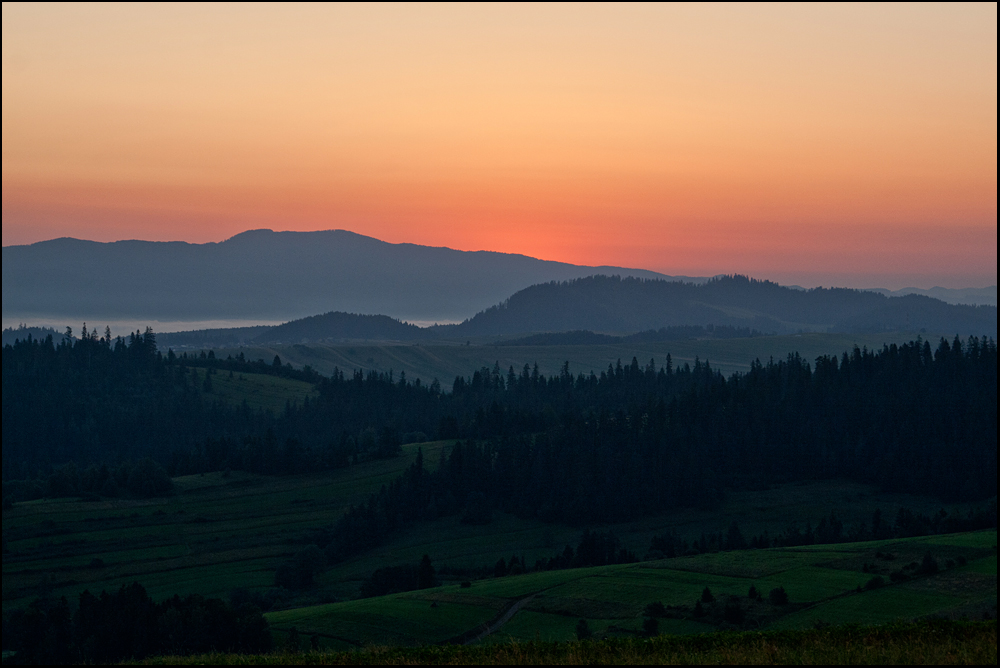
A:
[864,286,996,307]
[1,229,682,323]
[443,275,996,338]
[4,230,995,346]
[144,275,996,349]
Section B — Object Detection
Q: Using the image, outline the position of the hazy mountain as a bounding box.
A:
[864,286,997,307]
[437,275,997,337]
[1,229,686,323]
[156,312,424,349]
[151,275,996,349]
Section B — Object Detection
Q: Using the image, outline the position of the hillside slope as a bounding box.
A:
[266,530,997,648]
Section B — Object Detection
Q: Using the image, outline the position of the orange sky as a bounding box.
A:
[3,3,996,288]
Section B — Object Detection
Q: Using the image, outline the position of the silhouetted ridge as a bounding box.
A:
[446,275,996,337]
[2,230,675,322]
[252,311,424,343]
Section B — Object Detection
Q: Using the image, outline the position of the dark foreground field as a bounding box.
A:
[132,621,996,665]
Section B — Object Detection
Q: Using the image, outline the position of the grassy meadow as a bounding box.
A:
[1,441,448,611]
[264,530,996,649]
[4,447,994,623]
[194,369,319,413]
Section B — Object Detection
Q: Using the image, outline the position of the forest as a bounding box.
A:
[3,328,996,517]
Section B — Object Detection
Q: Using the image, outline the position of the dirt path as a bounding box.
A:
[438,593,538,645]
[462,594,536,644]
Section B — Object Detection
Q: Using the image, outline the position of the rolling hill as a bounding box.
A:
[441,275,997,337]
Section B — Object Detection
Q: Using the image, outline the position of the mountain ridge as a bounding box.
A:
[143,274,997,349]
[2,229,690,323]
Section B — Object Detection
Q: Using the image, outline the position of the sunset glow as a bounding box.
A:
[3,3,996,288]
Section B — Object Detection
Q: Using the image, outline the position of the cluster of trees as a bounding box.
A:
[359,555,438,598]
[645,504,996,561]
[533,530,638,572]
[1,583,270,665]
[274,545,328,590]
[3,458,172,504]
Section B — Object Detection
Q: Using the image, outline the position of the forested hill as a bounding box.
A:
[441,275,997,337]
[256,312,424,343]
[2,325,65,347]
[157,312,424,349]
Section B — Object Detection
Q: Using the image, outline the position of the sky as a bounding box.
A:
[2,3,996,289]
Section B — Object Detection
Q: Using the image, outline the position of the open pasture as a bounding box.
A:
[314,477,989,602]
[1,441,450,611]
[267,530,996,647]
[4,467,989,616]
[195,370,319,413]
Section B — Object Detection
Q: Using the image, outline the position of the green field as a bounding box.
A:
[210,331,934,384]
[195,369,319,412]
[4,459,991,619]
[266,531,997,648]
[1,441,449,611]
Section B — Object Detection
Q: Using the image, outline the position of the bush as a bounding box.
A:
[919,552,939,575]
[769,586,789,605]
[701,587,715,603]
[724,599,745,624]
[576,619,593,640]
[275,545,327,589]
[642,616,659,636]
[461,492,493,525]
[125,458,174,498]
[864,576,886,591]
[644,601,666,618]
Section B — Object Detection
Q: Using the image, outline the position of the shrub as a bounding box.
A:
[724,599,745,624]
[864,576,886,591]
[576,619,593,640]
[919,552,939,575]
[644,601,666,618]
[701,587,715,603]
[769,586,789,605]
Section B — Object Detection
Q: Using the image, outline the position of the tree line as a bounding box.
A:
[4,331,996,531]
[1,582,270,664]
